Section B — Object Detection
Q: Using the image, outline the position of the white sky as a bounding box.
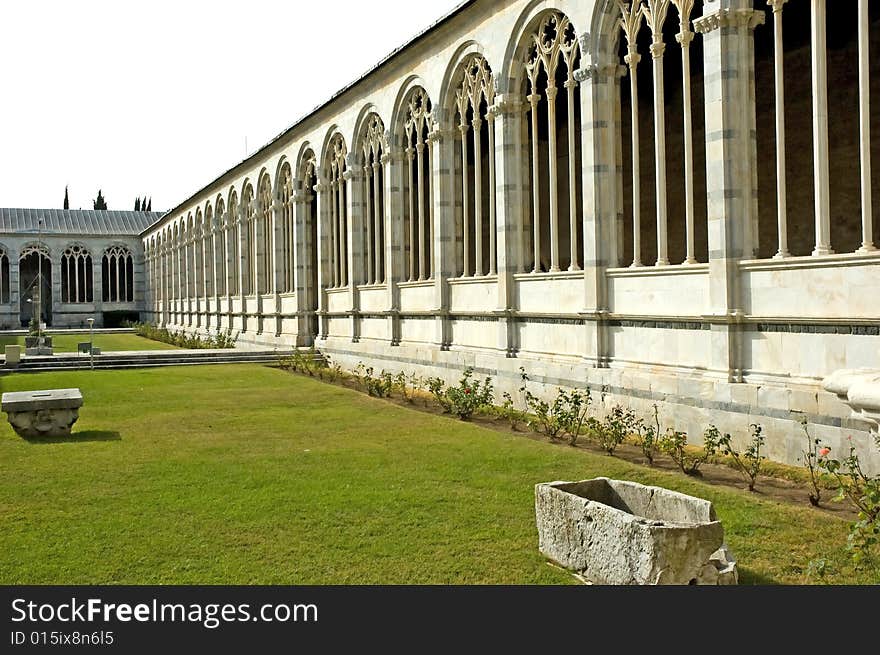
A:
[0,0,463,213]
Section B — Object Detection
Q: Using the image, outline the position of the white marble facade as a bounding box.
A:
[0,210,157,329]
[141,0,880,472]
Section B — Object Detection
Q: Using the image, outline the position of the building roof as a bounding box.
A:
[0,208,161,237]
[145,0,476,235]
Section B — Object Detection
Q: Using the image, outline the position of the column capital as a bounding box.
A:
[342,166,362,182]
[576,63,627,83]
[694,8,765,34]
[766,0,788,14]
[488,93,523,118]
[649,42,667,59]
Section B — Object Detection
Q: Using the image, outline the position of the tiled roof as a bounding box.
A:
[0,208,161,236]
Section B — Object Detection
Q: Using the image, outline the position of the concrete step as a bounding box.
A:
[5,349,324,373]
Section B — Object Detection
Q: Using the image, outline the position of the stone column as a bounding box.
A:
[314,178,330,340]
[200,232,208,330]
[183,236,192,327]
[272,193,285,337]
[382,145,402,345]
[236,207,247,334]
[491,95,525,357]
[344,162,363,342]
[193,233,202,329]
[856,0,875,254]
[430,120,455,350]
[50,256,61,327]
[810,0,832,257]
[92,253,103,326]
[292,190,310,345]
[253,202,265,334]
[223,214,234,328]
[578,44,623,368]
[695,1,764,382]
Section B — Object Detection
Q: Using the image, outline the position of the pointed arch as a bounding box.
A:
[60,243,93,304]
[445,46,498,277]
[512,9,584,273]
[398,85,434,281]
[356,112,387,285]
[323,132,349,288]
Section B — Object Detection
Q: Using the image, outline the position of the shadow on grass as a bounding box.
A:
[737,566,783,585]
[24,430,121,445]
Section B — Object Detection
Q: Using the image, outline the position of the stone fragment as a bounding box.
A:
[1,388,83,438]
[535,477,738,585]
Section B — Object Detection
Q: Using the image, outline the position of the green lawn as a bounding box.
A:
[0,364,872,584]
[0,333,178,353]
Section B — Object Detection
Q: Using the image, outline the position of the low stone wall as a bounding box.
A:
[318,338,880,476]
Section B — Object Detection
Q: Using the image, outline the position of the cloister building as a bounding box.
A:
[0,208,158,329]
[77,0,880,470]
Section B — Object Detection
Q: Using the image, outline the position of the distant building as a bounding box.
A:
[0,209,161,328]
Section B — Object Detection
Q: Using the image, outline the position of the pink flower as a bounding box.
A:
[819,447,831,457]
[464,388,471,395]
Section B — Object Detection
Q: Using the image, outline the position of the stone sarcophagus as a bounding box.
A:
[1,388,83,438]
[535,478,737,585]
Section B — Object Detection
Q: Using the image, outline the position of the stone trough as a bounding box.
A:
[1,388,83,438]
[535,478,737,585]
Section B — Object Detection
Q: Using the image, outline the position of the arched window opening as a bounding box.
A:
[204,205,215,297]
[61,244,93,303]
[325,135,349,288]
[360,114,387,285]
[194,212,204,298]
[453,55,497,278]
[300,152,320,336]
[0,246,11,304]
[279,164,295,293]
[242,184,255,296]
[522,12,584,273]
[102,245,134,303]
[258,175,273,295]
[403,88,433,281]
[615,0,709,267]
[227,192,240,296]
[754,1,879,258]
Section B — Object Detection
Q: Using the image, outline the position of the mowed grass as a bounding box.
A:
[0,365,873,585]
[0,333,177,353]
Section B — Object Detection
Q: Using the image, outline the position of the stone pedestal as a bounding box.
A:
[535,478,737,585]
[1,388,83,438]
[24,335,53,356]
[4,345,21,368]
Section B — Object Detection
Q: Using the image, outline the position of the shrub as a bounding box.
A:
[559,388,592,447]
[800,416,827,507]
[820,442,880,570]
[445,368,493,420]
[127,321,237,350]
[392,371,423,404]
[660,425,723,476]
[364,368,394,398]
[719,424,766,492]
[519,370,565,440]
[635,404,661,465]
[594,404,635,456]
[426,377,452,414]
[497,391,529,431]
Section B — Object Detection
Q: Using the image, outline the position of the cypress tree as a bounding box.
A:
[63,186,69,210]
[93,189,107,210]
[146,197,152,212]
[135,197,141,211]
